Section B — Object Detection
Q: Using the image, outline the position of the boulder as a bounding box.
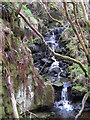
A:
[71,85,89,102]
[38,82,54,106]
[29,44,39,53]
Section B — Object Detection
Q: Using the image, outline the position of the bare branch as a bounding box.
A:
[80,0,90,27]
[6,75,19,118]
[73,3,87,47]
[75,92,89,120]
[16,2,23,16]
[19,12,88,77]
[63,2,89,63]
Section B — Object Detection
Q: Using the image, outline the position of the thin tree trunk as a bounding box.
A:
[63,2,89,63]
[80,0,90,27]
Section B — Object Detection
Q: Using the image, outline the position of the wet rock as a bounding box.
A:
[41,58,53,65]
[52,81,63,88]
[33,52,45,62]
[53,27,64,35]
[55,47,63,54]
[43,67,49,74]
[29,44,39,53]
[71,85,88,102]
[59,61,63,67]
[60,70,68,77]
[49,67,60,74]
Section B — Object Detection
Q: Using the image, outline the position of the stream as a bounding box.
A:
[30,27,90,119]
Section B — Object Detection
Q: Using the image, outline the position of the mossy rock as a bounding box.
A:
[52,81,62,88]
[72,85,87,93]
[37,82,54,106]
[0,106,5,118]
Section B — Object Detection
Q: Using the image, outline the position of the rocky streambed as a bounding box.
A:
[28,27,90,119]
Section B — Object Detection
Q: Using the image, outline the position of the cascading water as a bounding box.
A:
[30,27,90,119]
[45,31,62,80]
[45,28,73,112]
[54,82,73,111]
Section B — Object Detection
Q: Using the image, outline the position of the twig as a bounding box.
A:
[39,62,47,74]
[6,74,19,119]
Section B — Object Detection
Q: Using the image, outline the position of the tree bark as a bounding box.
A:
[16,2,23,17]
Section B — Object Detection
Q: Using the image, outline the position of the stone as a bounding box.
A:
[52,81,63,88]
[29,44,39,53]
[49,67,60,74]
[41,58,53,65]
[60,70,68,78]
[55,47,63,54]
[38,82,54,106]
[71,85,89,102]
[43,67,49,74]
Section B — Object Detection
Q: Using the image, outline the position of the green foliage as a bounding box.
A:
[69,27,73,33]
[16,3,38,24]
[83,26,89,31]
[22,4,38,24]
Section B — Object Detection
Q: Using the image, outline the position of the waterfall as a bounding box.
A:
[55,82,73,111]
[61,82,68,102]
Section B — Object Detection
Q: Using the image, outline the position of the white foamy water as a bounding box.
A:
[55,82,73,111]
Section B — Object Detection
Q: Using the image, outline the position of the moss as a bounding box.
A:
[54,81,62,87]
[41,82,54,106]
[0,18,3,24]
[0,106,5,117]
[72,85,87,93]
[6,104,13,115]
[0,86,4,96]
[0,98,3,105]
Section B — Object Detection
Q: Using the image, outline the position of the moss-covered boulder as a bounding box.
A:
[37,82,54,106]
[71,85,90,102]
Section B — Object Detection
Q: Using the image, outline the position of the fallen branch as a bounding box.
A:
[75,92,89,120]
[19,12,88,77]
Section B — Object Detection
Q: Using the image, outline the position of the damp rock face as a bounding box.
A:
[16,75,54,114]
